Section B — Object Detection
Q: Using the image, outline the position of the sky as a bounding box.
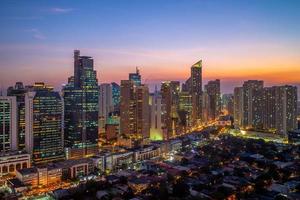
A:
[0,0,300,94]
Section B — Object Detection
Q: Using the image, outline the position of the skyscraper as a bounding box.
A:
[234,81,297,135]
[190,60,203,125]
[63,50,99,159]
[129,67,141,86]
[178,91,193,131]
[120,76,150,143]
[222,94,234,116]
[0,96,17,152]
[242,80,264,129]
[120,80,136,137]
[25,83,64,164]
[265,85,297,135]
[111,82,120,111]
[7,82,27,150]
[203,79,221,122]
[99,83,113,124]
[149,89,163,141]
[233,87,243,127]
[161,81,180,138]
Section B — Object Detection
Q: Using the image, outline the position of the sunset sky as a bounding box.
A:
[0,0,299,94]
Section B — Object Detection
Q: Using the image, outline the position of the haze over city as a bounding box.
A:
[0,0,300,94]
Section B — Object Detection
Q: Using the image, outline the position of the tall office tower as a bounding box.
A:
[203,79,221,122]
[242,80,264,129]
[7,82,27,150]
[136,85,150,139]
[120,80,136,137]
[161,82,172,138]
[120,80,150,141]
[0,96,17,152]
[99,83,113,123]
[149,90,163,141]
[182,77,191,93]
[161,81,180,138]
[191,60,203,125]
[111,82,120,111]
[25,83,64,164]
[222,94,234,116]
[129,67,141,86]
[63,50,99,159]
[233,87,243,127]
[178,91,193,130]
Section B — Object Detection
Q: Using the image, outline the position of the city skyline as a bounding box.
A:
[1,0,300,94]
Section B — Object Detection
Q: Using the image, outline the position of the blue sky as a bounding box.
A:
[0,0,300,93]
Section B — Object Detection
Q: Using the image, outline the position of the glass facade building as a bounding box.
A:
[63,50,99,159]
[25,83,64,164]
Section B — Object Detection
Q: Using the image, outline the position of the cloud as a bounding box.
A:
[8,16,43,20]
[25,29,46,40]
[49,7,74,14]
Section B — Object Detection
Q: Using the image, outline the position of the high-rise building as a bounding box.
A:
[263,86,297,135]
[111,82,120,111]
[242,80,264,129]
[25,83,64,164]
[129,67,141,86]
[99,83,113,124]
[190,60,203,125]
[161,81,180,138]
[0,96,17,152]
[136,85,150,139]
[149,90,163,141]
[222,94,234,116]
[203,79,221,122]
[233,87,243,127]
[178,91,193,131]
[120,80,136,137]
[120,78,150,142]
[7,82,27,150]
[234,82,297,135]
[63,50,99,159]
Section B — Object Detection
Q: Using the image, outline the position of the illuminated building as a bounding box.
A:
[63,50,99,159]
[0,96,17,152]
[120,76,150,144]
[222,94,234,116]
[190,60,203,125]
[234,87,243,127]
[161,81,180,138]
[242,80,264,129]
[99,83,113,133]
[263,85,297,135]
[25,83,64,164]
[111,82,120,111]
[7,82,27,150]
[234,82,297,135]
[136,85,150,139]
[129,67,141,86]
[0,151,30,177]
[178,91,193,130]
[120,80,136,137]
[203,79,221,122]
[16,165,62,186]
[149,89,163,141]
